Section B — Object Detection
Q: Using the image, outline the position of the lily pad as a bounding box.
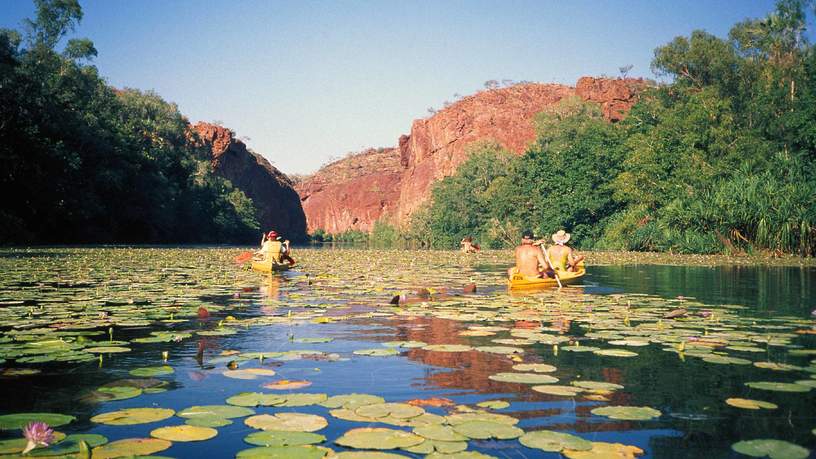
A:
[177,405,255,419]
[476,400,509,409]
[512,363,556,373]
[91,438,172,459]
[488,372,558,384]
[445,412,518,426]
[0,432,68,454]
[590,406,661,421]
[422,344,473,352]
[91,407,175,426]
[227,392,286,407]
[223,368,277,380]
[725,398,778,410]
[129,366,174,377]
[402,439,468,454]
[572,381,624,391]
[245,413,328,432]
[519,430,592,452]
[745,382,811,392]
[185,416,232,427]
[355,403,424,419]
[413,425,467,442]
[335,427,424,450]
[85,346,131,353]
[532,385,584,396]
[244,431,326,447]
[278,393,328,407]
[264,380,313,390]
[452,421,523,440]
[353,348,399,356]
[0,412,76,430]
[320,393,385,409]
[149,424,216,443]
[593,349,638,358]
[563,441,645,459]
[235,445,331,458]
[333,452,410,459]
[731,439,810,459]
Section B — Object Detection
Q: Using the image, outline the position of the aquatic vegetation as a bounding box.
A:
[0,247,813,457]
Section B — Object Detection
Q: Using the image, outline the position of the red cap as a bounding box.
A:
[267,231,279,239]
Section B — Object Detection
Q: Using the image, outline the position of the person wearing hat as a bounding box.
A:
[254,230,295,265]
[507,230,556,279]
[546,230,584,272]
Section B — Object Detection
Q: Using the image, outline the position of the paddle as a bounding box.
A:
[234,251,254,264]
[540,243,562,289]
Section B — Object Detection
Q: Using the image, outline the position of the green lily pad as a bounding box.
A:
[0,432,67,454]
[87,385,143,402]
[511,363,556,373]
[178,405,255,419]
[519,430,592,452]
[91,438,172,459]
[226,392,286,407]
[571,381,624,391]
[745,382,811,392]
[426,453,496,459]
[150,425,217,442]
[236,445,330,458]
[320,394,385,409]
[129,366,174,377]
[413,425,467,442]
[335,427,424,450]
[223,368,277,380]
[451,421,523,440]
[445,412,518,425]
[85,346,131,353]
[91,408,175,426]
[245,413,328,432]
[725,398,778,410]
[731,439,810,459]
[185,416,232,427]
[422,344,473,352]
[0,412,76,430]
[244,431,326,447]
[703,355,752,365]
[278,393,328,407]
[593,349,638,357]
[474,346,524,355]
[382,341,426,348]
[27,434,108,456]
[332,452,409,459]
[488,373,558,384]
[476,400,509,409]
[402,439,467,454]
[355,403,424,419]
[590,406,661,421]
[353,348,399,356]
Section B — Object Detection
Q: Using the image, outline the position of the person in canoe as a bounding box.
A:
[544,230,584,272]
[255,231,296,265]
[508,230,556,278]
[460,236,480,253]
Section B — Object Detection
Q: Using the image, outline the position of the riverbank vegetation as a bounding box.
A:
[0,0,259,244]
[384,0,815,256]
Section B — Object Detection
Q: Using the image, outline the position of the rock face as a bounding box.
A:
[194,123,307,242]
[295,148,402,233]
[295,77,645,233]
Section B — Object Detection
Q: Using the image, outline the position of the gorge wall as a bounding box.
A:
[296,77,645,233]
[194,123,307,241]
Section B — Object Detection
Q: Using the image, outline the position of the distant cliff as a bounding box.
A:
[296,77,646,233]
[295,148,402,233]
[194,123,307,241]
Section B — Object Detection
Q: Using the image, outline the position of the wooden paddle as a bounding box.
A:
[540,243,562,288]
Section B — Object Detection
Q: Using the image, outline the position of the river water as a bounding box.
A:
[0,248,813,458]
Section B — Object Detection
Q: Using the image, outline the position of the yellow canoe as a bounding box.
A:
[251,261,293,273]
[508,262,586,289]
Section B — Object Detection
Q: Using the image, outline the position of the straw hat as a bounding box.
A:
[552,230,571,244]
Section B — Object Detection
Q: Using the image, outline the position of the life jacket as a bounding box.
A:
[262,240,283,263]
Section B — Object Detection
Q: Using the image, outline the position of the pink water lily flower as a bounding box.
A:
[22,421,55,454]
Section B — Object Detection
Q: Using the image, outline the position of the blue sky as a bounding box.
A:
[0,1,800,174]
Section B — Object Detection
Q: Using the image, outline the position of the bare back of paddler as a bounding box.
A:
[508,230,551,278]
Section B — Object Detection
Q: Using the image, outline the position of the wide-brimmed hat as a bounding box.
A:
[552,230,571,244]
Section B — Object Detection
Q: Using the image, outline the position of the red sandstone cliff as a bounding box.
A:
[295,148,402,233]
[296,77,645,233]
[194,123,307,241]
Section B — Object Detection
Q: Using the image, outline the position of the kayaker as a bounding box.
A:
[460,236,480,253]
[255,231,295,265]
[545,230,584,272]
[508,230,555,278]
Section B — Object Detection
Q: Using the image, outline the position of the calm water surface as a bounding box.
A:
[0,248,813,458]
